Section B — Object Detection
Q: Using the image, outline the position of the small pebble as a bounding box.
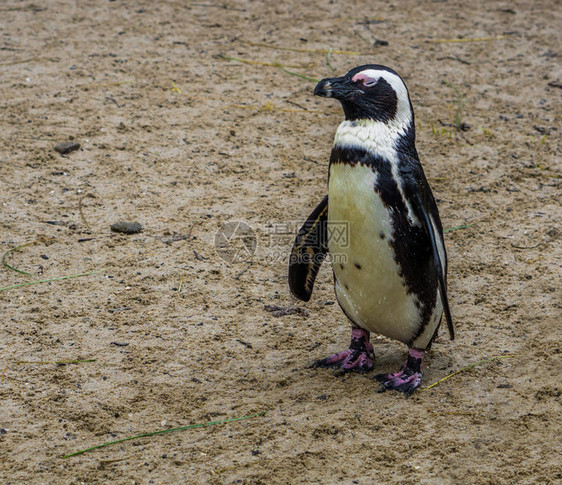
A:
[54,141,80,154]
[110,221,143,234]
[40,254,49,260]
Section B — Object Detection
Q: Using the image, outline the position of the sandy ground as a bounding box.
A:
[1,0,561,483]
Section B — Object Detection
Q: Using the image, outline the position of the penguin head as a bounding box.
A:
[314,65,413,125]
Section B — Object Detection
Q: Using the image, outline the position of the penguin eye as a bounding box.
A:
[363,78,377,87]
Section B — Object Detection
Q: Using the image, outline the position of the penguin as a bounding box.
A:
[288,64,454,397]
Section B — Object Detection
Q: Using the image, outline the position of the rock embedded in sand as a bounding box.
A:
[110,221,143,234]
[54,141,81,154]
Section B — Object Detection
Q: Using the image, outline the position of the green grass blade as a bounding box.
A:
[444,223,473,233]
[62,412,266,459]
[2,242,36,276]
[423,354,516,390]
[0,269,105,292]
[280,68,319,82]
[14,359,96,365]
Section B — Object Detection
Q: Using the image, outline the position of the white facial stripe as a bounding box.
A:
[352,69,413,127]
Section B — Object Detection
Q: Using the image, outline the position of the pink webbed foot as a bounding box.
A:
[314,328,374,373]
[375,348,424,398]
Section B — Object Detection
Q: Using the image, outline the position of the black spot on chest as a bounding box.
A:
[330,142,440,341]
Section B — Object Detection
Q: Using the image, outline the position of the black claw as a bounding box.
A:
[376,380,417,397]
[396,383,415,398]
[403,388,416,399]
[310,359,328,368]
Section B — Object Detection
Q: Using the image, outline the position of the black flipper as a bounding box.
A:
[288,195,329,302]
[414,192,454,340]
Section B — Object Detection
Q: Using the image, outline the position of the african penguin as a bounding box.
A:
[289,65,454,397]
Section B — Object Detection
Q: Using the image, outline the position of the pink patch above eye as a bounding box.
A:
[352,73,377,86]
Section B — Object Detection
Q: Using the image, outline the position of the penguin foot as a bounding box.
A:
[313,328,374,373]
[375,348,424,397]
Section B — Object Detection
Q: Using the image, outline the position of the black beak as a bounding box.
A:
[314,76,357,99]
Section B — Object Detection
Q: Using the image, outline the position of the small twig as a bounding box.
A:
[78,193,98,230]
[234,262,253,280]
[436,55,471,65]
[193,250,208,261]
[99,455,135,464]
[264,304,308,317]
[511,242,542,250]
[186,222,202,239]
[62,412,266,458]
[105,97,122,108]
[0,56,38,66]
[191,3,246,11]
[422,354,516,391]
[428,35,513,43]
[0,268,106,292]
[78,234,117,243]
[285,100,308,111]
[429,411,476,416]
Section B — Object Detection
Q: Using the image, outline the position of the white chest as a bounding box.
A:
[327,162,422,343]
